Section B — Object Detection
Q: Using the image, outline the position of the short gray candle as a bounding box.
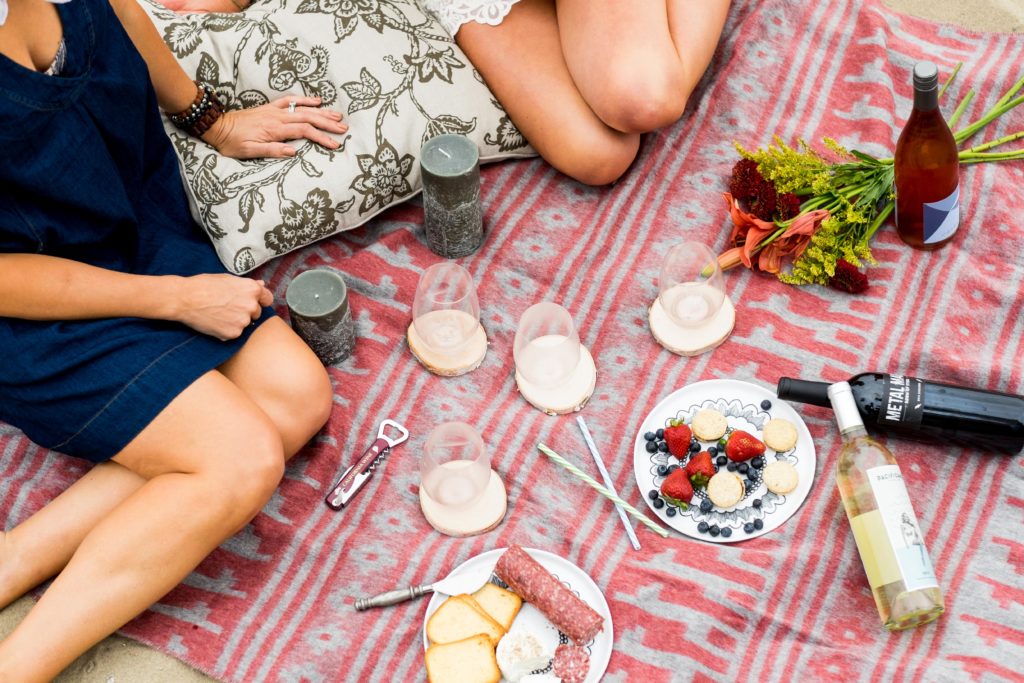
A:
[285,269,355,366]
[420,134,483,259]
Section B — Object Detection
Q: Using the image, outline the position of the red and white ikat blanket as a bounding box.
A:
[3,0,1023,680]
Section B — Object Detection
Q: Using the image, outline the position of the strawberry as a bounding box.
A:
[684,451,715,488]
[663,421,693,459]
[725,430,766,461]
[660,468,693,509]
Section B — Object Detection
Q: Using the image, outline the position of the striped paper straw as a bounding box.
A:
[537,443,669,538]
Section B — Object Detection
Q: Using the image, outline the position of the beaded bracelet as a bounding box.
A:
[167,82,225,138]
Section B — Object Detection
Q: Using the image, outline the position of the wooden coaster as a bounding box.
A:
[649,295,735,356]
[407,320,488,377]
[515,345,597,416]
[419,469,507,537]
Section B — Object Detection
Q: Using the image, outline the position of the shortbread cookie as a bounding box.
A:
[707,471,745,508]
[763,418,798,452]
[763,460,799,494]
[691,408,728,441]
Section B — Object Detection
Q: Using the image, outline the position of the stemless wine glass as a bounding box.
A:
[412,263,481,359]
[419,422,491,509]
[513,302,582,388]
[657,241,726,328]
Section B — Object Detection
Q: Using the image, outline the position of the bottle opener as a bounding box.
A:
[325,419,409,510]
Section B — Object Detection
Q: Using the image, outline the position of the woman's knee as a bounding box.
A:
[589,61,690,134]
[544,130,640,186]
[209,417,285,520]
[272,346,333,454]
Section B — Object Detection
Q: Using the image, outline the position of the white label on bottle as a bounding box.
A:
[866,465,939,592]
[923,184,960,244]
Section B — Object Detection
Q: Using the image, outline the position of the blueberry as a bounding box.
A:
[760,399,772,411]
[752,498,762,509]
[738,463,749,474]
[697,521,709,534]
[666,506,677,517]
[748,472,759,483]
[709,525,720,537]
[708,446,718,456]
[753,518,764,530]
[720,527,732,538]
[716,455,728,467]
[657,464,668,477]
[666,465,679,474]
[658,441,669,452]
[656,428,665,439]
[700,498,713,513]
[689,441,701,453]
[751,457,764,469]
[644,431,656,441]
[648,489,660,501]
[727,462,738,472]
[653,498,665,509]
[645,441,658,453]
[744,522,755,534]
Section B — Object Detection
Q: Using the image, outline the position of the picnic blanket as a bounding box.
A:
[3,0,1023,680]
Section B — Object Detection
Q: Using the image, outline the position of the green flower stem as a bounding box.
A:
[959,150,1024,162]
[994,74,1024,110]
[864,200,894,242]
[939,62,963,99]
[949,89,976,128]
[955,93,1024,144]
[961,130,1024,153]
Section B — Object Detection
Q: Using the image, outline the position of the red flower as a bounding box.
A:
[719,193,829,275]
[778,192,802,219]
[729,159,762,198]
[756,209,829,274]
[829,259,869,293]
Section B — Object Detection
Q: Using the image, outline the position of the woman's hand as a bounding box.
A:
[157,0,245,14]
[203,96,349,160]
[173,274,274,341]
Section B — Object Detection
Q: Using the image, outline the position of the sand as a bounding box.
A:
[2,1,1021,681]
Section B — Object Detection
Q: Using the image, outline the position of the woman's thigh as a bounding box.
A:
[216,317,333,457]
[457,0,638,185]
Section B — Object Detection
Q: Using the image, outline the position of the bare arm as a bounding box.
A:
[0,253,273,340]
[106,0,349,158]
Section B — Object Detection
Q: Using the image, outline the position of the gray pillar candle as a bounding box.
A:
[420,134,484,259]
[285,269,355,366]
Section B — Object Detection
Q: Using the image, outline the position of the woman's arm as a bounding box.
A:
[106,0,348,158]
[0,253,273,341]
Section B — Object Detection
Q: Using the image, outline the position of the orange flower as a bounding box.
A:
[756,209,829,274]
[721,193,778,269]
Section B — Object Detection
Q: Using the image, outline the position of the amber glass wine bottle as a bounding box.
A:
[894,61,960,250]
[829,382,944,630]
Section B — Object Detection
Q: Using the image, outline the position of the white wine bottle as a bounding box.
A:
[829,381,944,630]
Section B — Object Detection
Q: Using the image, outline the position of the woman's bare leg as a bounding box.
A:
[0,321,331,680]
[457,0,640,185]
[556,0,731,133]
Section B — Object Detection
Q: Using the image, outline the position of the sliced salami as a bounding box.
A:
[494,545,604,645]
[553,644,590,683]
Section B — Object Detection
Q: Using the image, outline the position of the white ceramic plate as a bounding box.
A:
[632,379,817,543]
[422,547,613,683]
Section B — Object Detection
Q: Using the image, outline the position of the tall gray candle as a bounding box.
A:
[420,134,483,259]
[285,269,355,366]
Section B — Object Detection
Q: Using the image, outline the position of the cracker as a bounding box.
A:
[763,418,798,452]
[707,471,745,508]
[763,460,799,494]
[692,408,728,441]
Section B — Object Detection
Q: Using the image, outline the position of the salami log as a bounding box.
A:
[493,545,604,645]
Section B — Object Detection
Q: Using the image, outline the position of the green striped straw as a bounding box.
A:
[538,444,669,538]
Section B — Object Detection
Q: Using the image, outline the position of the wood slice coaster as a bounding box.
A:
[649,296,735,357]
[407,320,488,377]
[419,469,507,537]
[515,345,597,416]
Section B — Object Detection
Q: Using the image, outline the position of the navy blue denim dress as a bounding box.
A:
[0,0,273,462]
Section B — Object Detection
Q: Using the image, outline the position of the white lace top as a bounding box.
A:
[419,0,523,37]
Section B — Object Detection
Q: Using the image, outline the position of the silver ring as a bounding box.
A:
[287,100,296,114]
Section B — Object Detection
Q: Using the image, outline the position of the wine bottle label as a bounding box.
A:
[923,184,960,244]
[849,465,938,592]
[878,374,924,428]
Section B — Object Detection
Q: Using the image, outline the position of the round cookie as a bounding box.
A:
[763,418,798,452]
[692,408,729,441]
[707,471,745,508]
[763,460,799,494]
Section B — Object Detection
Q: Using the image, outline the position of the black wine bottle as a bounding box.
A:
[777,373,1024,455]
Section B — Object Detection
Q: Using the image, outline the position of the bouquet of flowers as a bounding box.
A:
[718,65,1024,293]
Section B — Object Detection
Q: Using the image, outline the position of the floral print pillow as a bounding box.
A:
[138,0,533,273]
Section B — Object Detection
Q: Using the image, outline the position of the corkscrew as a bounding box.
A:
[325,419,409,510]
